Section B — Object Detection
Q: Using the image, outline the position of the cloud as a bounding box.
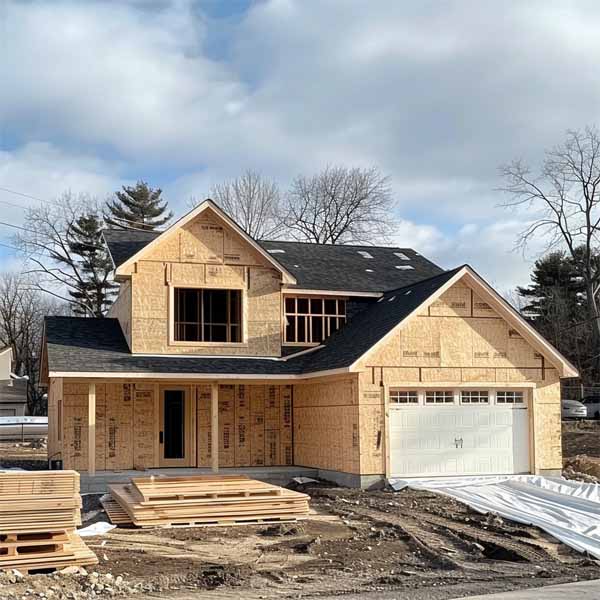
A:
[0,143,122,206]
[3,0,600,290]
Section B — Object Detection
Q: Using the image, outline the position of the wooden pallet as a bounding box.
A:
[108,476,310,529]
[0,471,96,573]
[0,531,70,560]
[0,531,97,571]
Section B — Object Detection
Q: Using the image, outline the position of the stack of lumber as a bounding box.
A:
[105,474,310,528]
[0,470,97,573]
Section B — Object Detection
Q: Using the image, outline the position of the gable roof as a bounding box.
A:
[104,231,444,294]
[111,200,297,284]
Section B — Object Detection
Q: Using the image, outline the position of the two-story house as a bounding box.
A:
[41,200,577,488]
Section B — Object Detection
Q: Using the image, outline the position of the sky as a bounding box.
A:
[1,0,600,292]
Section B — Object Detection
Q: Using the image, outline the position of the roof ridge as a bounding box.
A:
[258,239,414,251]
[381,264,467,295]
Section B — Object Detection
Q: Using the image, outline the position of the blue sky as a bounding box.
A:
[2,0,600,291]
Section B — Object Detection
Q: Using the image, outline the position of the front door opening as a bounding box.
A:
[163,390,185,459]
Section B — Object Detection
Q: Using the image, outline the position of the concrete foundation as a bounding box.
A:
[80,466,318,494]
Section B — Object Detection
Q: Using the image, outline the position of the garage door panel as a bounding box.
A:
[390,404,530,477]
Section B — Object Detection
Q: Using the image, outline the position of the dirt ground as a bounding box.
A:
[2,483,600,600]
[1,426,600,599]
[562,420,600,481]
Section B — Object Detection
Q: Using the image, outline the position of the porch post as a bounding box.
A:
[211,382,219,473]
[88,382,96,476]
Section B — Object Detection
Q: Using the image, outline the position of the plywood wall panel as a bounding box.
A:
[293,377,360,474]
[105,383,134,470]
[133,385,155,468]
[107,280,132,350]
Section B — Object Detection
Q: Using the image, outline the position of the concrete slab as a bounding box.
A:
[80,466,318,493]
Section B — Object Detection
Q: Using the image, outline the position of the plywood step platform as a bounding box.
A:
[107,475,310,529]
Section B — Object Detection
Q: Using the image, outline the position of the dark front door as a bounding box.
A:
[160,388,189,466]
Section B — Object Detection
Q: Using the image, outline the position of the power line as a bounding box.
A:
[0,220,34,234]
[0,186,170,231]
[0,241,20,252]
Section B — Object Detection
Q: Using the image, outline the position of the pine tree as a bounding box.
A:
[518,248,596,381]
[104,181,173,230]
[66,213,117,317]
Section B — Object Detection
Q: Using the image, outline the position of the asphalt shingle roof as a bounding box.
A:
[102,229,160,269]
[258,241,443,292]
[103,230,443,293]
[44,268,461,376]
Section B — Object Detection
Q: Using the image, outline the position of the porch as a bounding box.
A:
[80,465,319,493]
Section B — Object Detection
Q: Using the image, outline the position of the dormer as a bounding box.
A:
[106,200,295,356]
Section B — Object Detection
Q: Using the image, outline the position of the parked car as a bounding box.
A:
[561,399,587,420]
[581,396,600,419]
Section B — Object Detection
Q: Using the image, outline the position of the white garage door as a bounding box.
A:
[389,389,530,477]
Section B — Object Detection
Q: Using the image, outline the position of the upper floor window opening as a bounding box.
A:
[174,288,242,343]
[284,296,346,344]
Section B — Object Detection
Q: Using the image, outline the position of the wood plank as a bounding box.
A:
[88,382,96,475]
[211,382,219,473]
[108,475,310,529]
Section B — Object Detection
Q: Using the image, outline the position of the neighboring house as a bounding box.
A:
[0,346,12,380]
[40,200,577,487]
[0,347,28,417]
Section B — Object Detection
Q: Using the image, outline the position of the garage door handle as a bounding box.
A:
[454,437,463,449]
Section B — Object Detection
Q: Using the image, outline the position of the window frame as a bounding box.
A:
[388,388,529,408]
[282,294,347,346]
[169,285,247,347]
[389,390,419,405]
[460,390,490,405]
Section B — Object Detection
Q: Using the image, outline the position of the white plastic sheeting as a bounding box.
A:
[77,521,116,537]
[389,475,600,559]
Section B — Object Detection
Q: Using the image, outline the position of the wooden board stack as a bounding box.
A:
[105,474,310,528]
[0,471,97,573]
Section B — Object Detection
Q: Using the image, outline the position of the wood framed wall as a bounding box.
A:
[52,379,295,472]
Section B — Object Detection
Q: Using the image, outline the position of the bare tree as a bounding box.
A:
[284,166,394,244]
[15,192,115,316]
[0,273,67,414]
[208,171,284,239]
[500,126,600,373]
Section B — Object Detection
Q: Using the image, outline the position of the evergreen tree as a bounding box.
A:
[104,181,173,230]
[518,249,596,381]
[66,213,116,317]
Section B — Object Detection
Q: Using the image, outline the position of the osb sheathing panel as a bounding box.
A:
[293,377,360,474]
[533,372,562,471]
[47,377,61,463]
[359,279,548,375]
[128,215,282,356]
[59,382,152,471]
[107,280,132,350]
[196,383,293,468]
[355,278,563,475]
